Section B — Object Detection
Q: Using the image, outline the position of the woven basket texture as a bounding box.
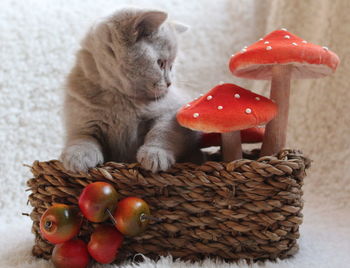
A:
[26,149,310,263]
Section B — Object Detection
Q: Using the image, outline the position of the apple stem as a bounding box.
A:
[45,221,53,229]
[106,209,117,225]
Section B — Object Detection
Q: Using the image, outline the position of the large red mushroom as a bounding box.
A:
[176,83,277,161]
[229,29,339,156]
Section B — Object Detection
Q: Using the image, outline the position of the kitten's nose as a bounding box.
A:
[167,82,172,87]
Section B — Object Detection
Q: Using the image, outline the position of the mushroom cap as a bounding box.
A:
[176,83,277,133]
[229,29,340,80]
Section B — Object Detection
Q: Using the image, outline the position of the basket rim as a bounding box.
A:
[29,148,310,176]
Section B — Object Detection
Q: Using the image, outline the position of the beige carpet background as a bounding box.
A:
[0,0,349,267]
[262,0,350,208]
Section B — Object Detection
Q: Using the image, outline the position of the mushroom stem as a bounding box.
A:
[261,64,292,156]
[221,131,242,161]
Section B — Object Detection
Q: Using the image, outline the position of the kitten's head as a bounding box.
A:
[80,8,188,101]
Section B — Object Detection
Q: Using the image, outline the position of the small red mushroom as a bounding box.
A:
[229,29,340,156]
[176,83,277,161]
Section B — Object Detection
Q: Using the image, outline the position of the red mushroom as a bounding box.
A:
[229,29,340,156]
[199,127,265,148]
[176,83,277,161]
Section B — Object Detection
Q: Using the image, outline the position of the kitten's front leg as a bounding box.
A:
[137,115,199,173]
[60,135,104,173]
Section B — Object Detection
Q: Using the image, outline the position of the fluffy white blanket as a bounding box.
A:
[0,0,349,267]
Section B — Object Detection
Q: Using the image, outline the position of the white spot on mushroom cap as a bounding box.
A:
[219,81,224,85]
[245,108,252,114]
[302,40,307,44]
[207,95,213,100]
[259,38,263,41]
[243,46,248,49]
[186,104,191,107]
[292,42,298,46]
[264,41,270,44]
[281,28,288,31]
[217,106,223,110]
[266,46,272,50]
[193,113,199,118]
[241,48,247,53]
[199,94,204,97]
[255,97,261,101]
[323,46,329,51]
[234,93,240,99]
[284,35,290,39]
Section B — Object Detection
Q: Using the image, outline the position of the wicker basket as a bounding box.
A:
[26,149,310,264]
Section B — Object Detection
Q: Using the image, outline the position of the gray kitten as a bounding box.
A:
[60,8,202,173]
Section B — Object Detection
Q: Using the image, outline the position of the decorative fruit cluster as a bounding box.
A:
[39,182,151,268]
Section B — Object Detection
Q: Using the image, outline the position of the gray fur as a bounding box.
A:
[60,7,201,173]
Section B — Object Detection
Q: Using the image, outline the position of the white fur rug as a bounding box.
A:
[0,0,349,267]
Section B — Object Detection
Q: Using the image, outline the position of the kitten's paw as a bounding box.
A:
[60,143,104,173]
[137,145,175,173]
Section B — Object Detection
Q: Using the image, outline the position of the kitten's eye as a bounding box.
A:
[157,59,166,69]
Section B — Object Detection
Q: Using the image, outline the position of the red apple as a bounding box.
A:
[88,224,124,264]
[79,182,120,223]
[40,204,82,244]
[52,239,90,268]
[114,197,150,236]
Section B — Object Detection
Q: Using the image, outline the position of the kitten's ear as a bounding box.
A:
[133,11,168,41]
[172,22,189,34]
